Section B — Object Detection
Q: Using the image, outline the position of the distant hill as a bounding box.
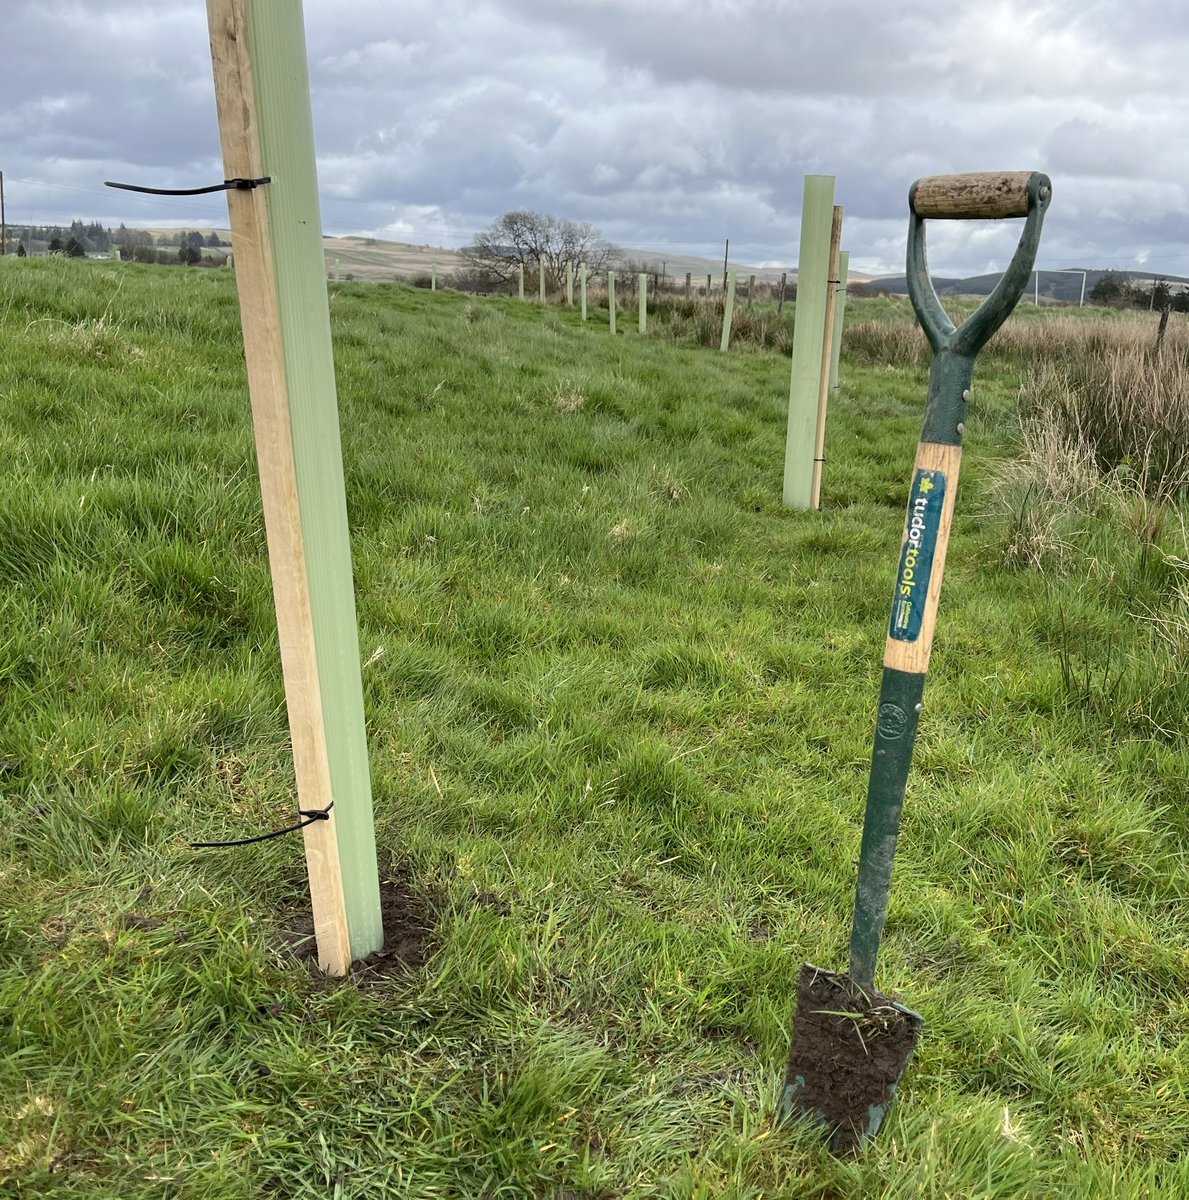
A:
[866,267,1189,304]
[57,221,868,285]
[318,238,835,286]
[153,230,844,286]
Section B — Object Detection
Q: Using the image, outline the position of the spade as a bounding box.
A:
[781,171,1052,1154]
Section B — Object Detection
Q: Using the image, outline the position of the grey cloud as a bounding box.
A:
[3,0,1187,274]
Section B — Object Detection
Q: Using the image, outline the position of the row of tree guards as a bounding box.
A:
[500,181,850,511]
[204,0,851,971]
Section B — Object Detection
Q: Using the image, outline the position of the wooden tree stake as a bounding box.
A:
[829,250,850,393]
[608,271,616,335]
[811,206,844,508]
[639,273,647,334]
[580,263,588,321]
[206,0,383,974]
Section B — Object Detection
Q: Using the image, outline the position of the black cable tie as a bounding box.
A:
[104,176,271,197]
[814,456,826,463]
[191,801,333,849]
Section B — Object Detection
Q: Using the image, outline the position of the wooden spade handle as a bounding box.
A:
[911,171,1038,219]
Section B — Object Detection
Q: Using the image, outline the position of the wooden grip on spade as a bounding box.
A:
[911,171,1037,219]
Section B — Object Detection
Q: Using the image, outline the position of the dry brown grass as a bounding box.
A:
[644,293,795,354]
[1021,349,1189,499]
[996,342,1189,571]
[843,311,1189,370]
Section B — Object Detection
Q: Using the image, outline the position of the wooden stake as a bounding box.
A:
[829,250,850,393]
[539,260,545,304]
[608,270,616,335]
[566,262,574,306]
[207,0,382,974]
[685,271,691,298]
[811,206,844,508]
[518,262,525,301]
[777,271,787,315]
[639,273,647,334]
[783,175,836,508]
[747,274,756,309]
[580,263,588,320]
[706,273,712,296]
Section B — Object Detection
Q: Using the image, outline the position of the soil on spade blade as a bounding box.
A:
[783,964,923,1153]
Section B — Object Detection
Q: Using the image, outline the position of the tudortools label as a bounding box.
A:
[889,469,946,642]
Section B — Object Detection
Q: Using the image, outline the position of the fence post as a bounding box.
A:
[829,250,850,393]
[566,262,574,306]
[539,260,546,304]
[811,205,844,509]
[206,0,383,973]
[580,263,588,320]
[720,269,737,352]
[706,272,712,296]
[777,271,787,315]
[608,270,616,335]
[747,274,756,309]
[639,273,647,333]
[685,271,691,298]
[431,265,436,291]
[783,175,836,509]
[518,262,525,301]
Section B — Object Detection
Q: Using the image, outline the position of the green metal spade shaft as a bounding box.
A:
[848,172,1052,990]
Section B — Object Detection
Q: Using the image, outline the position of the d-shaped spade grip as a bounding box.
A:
[906,171,1051,368]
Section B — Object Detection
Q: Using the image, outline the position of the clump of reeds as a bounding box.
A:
[642,293,796,354]
[1020,349,1189,500]
[842,319,929,367]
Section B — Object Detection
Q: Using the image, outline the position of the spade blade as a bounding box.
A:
[781,964,924,1154]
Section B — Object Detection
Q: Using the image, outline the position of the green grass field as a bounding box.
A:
[1,258,1186,1198]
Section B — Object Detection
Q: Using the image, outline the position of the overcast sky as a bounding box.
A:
[4,0,1188,276]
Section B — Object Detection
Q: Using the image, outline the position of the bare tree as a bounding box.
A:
[461,211,617,290]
